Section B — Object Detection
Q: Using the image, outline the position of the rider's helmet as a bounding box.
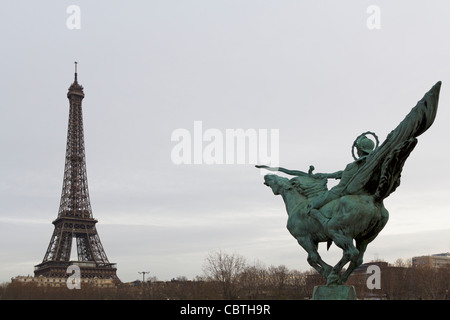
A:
[352,132,379,160]
[356,135,375,154]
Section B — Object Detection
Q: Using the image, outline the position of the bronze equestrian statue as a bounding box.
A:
[257,82,441,286]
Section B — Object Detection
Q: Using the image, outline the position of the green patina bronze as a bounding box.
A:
[312,285,357,300]
[257,82,441,291]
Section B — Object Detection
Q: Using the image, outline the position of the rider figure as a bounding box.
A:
[256,134,377,225]
[306,134,376,224]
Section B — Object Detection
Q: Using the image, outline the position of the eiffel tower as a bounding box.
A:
[34,63,118,281]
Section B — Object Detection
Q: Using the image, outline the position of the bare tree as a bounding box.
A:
[202,250,247,299]
[394,258,411,268]
[240,260,268,299]
[267,265,290,298]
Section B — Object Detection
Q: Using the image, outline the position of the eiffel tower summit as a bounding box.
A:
[34,63,118,281]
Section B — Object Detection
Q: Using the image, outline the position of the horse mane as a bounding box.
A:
[290,176,328,199]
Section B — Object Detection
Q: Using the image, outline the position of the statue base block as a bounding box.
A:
[312,285,357,300]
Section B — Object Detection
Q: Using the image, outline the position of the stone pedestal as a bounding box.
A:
[312,285,357,300]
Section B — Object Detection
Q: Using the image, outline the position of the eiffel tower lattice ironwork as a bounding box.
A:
[34,63,118,281]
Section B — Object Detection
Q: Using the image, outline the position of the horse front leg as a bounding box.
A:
[297,237,332,279]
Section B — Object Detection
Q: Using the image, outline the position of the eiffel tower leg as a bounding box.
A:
[42,223,74,262]
[88,232,110,264]
[42,224,61,262]
[56,231,73,261]
[76,233,95,261]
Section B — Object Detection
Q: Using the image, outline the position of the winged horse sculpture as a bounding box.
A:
[257,82,441,285]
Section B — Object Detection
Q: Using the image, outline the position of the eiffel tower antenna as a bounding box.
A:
[34,64,118,282]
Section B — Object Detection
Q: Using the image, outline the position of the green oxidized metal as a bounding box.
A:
[257,82,441,291]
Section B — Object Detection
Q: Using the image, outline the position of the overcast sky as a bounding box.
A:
[1,1,450,284]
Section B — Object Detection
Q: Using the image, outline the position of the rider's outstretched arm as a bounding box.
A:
[255,165,307,177]
[320,170,343,179]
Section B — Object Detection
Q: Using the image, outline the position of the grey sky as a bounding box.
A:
[1,1,450,283]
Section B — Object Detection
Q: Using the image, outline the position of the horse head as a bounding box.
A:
[263,174,292,195]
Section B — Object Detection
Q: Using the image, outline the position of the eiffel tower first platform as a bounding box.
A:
[34,63,118,281]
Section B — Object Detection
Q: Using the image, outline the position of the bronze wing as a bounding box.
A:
[344,81,441,201]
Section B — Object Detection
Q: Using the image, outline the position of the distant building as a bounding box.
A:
[353,261,389,274]
[412,252,450,268]
[12,275,116,288]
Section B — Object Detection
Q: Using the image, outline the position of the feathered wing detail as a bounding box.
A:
[374,137,417,201]
[344,81,441,199]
